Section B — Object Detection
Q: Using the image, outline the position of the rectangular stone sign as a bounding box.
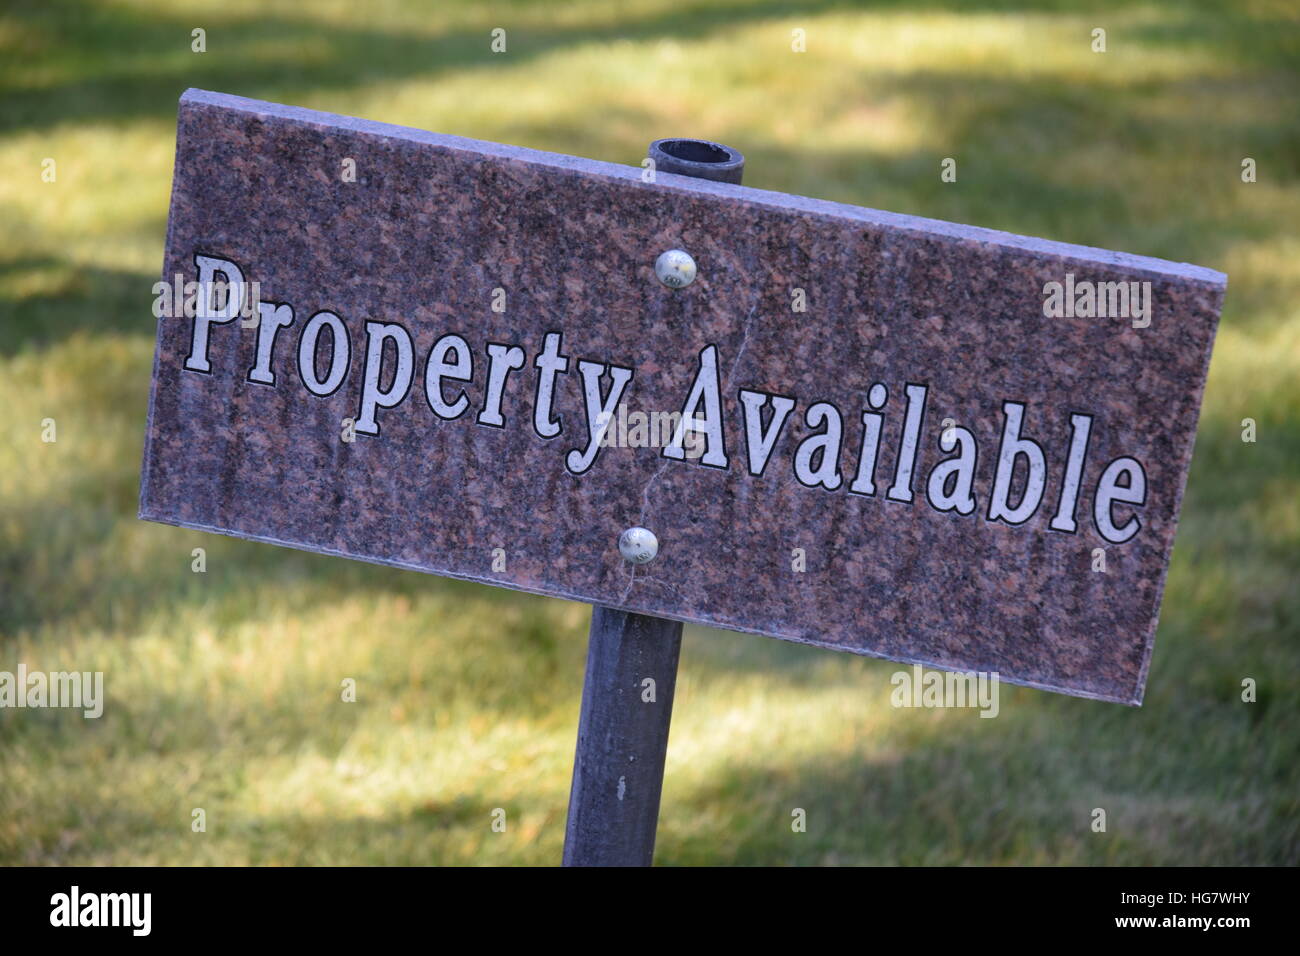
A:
[140,89,1225,705]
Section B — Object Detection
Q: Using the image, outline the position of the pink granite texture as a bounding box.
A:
[140,89,1225,704]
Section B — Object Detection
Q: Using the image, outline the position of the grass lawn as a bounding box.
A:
[1,0,1297,864]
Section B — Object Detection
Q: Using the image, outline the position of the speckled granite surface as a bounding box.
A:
[140,89,1224,704]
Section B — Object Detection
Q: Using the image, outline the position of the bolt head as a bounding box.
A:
[655,249,696,289]
[618,526,659,564]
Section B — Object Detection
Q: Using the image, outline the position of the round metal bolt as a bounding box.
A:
[618,526,659,565]
[655,249,696,289]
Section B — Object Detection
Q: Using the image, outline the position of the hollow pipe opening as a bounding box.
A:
[647,138,745,185]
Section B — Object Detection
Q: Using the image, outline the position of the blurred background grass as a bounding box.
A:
[1,0,1298,865]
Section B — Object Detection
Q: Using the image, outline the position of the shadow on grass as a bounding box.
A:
[6,0,1286,139]
[18,696,1292,865]
[2,0,876,136]
[0,255,159,357]
[656,744,1297,865]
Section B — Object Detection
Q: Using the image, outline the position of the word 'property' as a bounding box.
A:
[169,254,1150,545]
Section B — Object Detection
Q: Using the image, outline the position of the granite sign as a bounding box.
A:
[140,90,1226,705]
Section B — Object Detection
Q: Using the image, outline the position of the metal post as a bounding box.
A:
[561,139,745,867]
[563,607,683,866]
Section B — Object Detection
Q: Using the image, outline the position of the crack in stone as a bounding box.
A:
[625,298,759,605]
[618,562,638,604]
[723,300,760,393]
[637,458,673,526]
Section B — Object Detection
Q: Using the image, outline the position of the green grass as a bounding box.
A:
[1,0,1298,865]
